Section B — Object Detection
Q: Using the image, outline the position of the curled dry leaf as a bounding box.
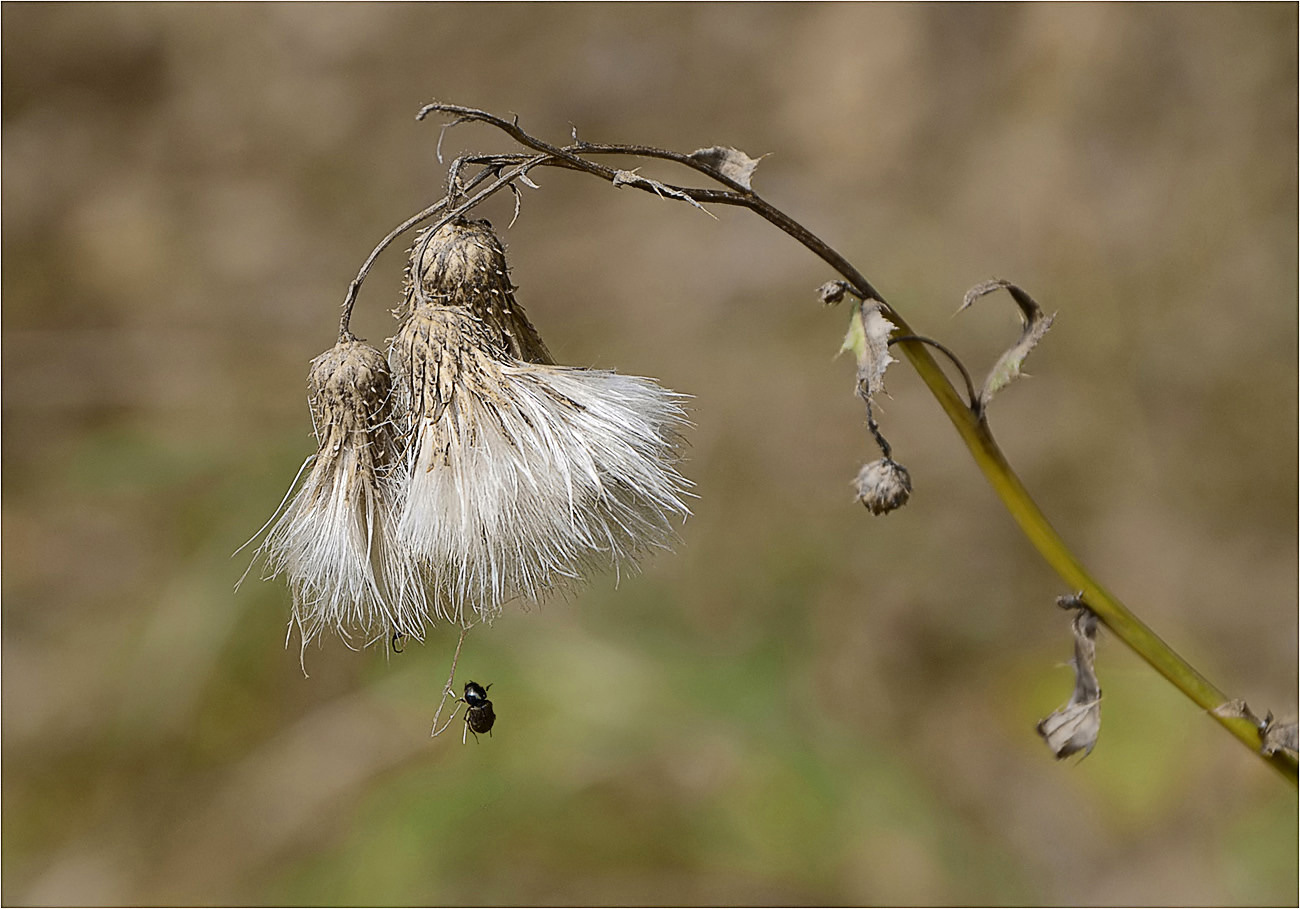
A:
[839,300,897,403]
[817,280,851,306]
[1211,697,1262,724]
[960,278,1055,412]
[1212,700,1298,757]
[688,145,766,190]
[611,169,715,217]
[1261,715,1299,757]
[1037,607,1102,759]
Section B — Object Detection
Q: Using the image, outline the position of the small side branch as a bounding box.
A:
[337,153,552,340]
[889,334,979,413]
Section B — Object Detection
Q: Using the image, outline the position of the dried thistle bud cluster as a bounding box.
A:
[258,218,690,656]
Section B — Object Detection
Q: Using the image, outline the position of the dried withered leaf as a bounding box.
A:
[960,278,1055,412]
[839,300,897,402]
[688,145,766,190]
[1261,715,1299,757]
[1211,698,1262,724]
[817,280,851,306]
[1037,608,1102,759]
[1213,701,1299,757]
[611,169,715,218]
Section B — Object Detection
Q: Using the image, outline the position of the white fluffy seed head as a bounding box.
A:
[260,339,427,656]
[257,217,692,653]
[390,305,691,625]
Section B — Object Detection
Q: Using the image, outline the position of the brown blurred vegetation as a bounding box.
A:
[3,4,1296,905]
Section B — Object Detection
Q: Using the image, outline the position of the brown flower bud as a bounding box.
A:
[853,458,912,515]
[403,218,552,363]
[308,339,396,457]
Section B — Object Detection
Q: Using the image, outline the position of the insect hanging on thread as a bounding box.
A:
[458,681,495,744]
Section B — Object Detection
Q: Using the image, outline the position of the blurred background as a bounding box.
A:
[4,4,1296,905]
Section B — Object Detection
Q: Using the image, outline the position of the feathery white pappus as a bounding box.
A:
[255,339,428,656]
[252,217,691,655]
[390,220,691,625]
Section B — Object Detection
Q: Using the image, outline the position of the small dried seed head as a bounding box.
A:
[817,280,848,306]
[308,339,397,459]
[261,338,426,660]
[854,458,912,515]
[402,218,551,363]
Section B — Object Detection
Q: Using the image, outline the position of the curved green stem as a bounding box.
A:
[888,313,1298,784]
[417,103,1296,783]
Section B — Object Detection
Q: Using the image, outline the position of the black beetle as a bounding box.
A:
[460,681,495,743]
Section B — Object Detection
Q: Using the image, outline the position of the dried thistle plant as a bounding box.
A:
[389,219,691,625]
[402,217,552,363]
[249,216,690,657]
[244,102,1294,782]
[253,338,425,658]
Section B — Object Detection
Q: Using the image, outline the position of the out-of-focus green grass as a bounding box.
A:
[4,4,1296,905]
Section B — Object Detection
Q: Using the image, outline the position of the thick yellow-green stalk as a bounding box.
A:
[877,310,1299,784]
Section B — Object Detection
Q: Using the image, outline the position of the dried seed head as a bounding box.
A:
[390,305,690,626]
[402,218,552,363]
[255,214,692,656]
[817,280,848,306]
[309,338,397,448]
[260,338,425,658]
[854,458,912,515]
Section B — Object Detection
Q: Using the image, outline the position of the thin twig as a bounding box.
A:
[430,626,471,737]
[337,155,543,340]
[889,334,979,412]
[863,399,891,461]
[338,199,447,342]
[418,103,888,303]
